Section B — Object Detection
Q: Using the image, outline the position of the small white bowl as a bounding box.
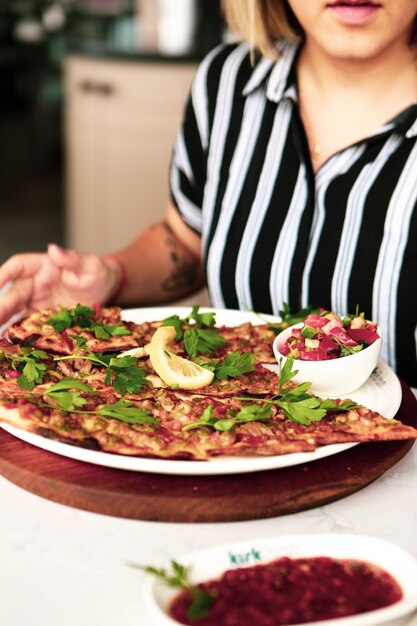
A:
[143,533,417,626]
[273,323,382,396]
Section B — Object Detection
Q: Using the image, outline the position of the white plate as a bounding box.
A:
[144,534,417,626]
[0,307,403,476]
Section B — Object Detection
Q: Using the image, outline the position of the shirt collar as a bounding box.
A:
[242,41,417,138]
[378,105,417,139]
[242,40,300,103]
[405,115,417,138]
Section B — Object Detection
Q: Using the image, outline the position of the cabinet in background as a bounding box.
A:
[65,55,197,254]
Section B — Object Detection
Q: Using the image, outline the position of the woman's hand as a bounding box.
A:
[0,205,204,325]
[0,244,121,324]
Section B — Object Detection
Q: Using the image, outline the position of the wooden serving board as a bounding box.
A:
[0,381,415,523]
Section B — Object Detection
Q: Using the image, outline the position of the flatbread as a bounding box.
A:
[7,306,139,354]
[0,305,416,461]
[7,308,278,363]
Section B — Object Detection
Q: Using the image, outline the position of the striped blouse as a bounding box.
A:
[170,41,417,387]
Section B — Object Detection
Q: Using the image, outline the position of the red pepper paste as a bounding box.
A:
[170,556,403,625]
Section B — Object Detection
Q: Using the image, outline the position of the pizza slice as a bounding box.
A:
[125,307,279,362]
[7,304,140,355]
[213,323,278,363]
[0,371,416,460]
[6,304,280,366]
[1,304,417,462]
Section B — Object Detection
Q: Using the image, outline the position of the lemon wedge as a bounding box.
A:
[146,326,214,390]
[117,346,148,359]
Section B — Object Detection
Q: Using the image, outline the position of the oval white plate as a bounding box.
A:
[0,307,403,476]
[144,533,417,626]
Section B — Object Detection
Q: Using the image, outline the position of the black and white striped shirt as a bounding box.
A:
[170,41,417,386]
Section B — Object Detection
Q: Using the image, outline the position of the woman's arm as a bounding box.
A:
[0,203,204,323]
[107,202,205,306]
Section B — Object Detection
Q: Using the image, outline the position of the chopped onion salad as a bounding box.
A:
[279,311,380,361]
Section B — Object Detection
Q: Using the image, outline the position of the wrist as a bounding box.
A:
[101,254,129,305]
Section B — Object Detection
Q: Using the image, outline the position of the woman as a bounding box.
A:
[1,0,417,384]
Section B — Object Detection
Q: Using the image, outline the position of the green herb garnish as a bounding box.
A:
[266,303,321,335]
[162,306,226,358]
[96,399,158,425]
[18,354,48,390]
[183,327,226,358]
[182,358,358,432]
[235,358,361,426]
[0,348,50,391]
[213,351,255,380]
[25,378,157,426]
[54,346,148,397]
[44,378,94,411]
[46,304,131,339]
[104,355,149,396]
[183,404,272,433]
[47,304,96,331]
[132,560,216,621]
[89,323,131,340]
[196,351,256,381]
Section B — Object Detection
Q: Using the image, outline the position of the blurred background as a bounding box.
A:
[0,0,225,263]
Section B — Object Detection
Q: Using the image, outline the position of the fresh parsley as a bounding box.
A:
[55,346,148,397]
[96,399,158,425]
[182,403,272,433]
[89,323,131,340]
[46,304,131,339]
[236,358,361,427]
[18,355,48,390]
[47,304,96,331]
[183,327,226,358]
[183,357,359,433]
[162,306,226,358]
[44,378,94,411]
[277,356,299,389]
[132,560,216,621]
[266,302,321,335]
[13,336,149,408]
[103,355,149,396]
[0,348,50,391]
[27,378,158,426]
[214,351,255,380]
[196,351,256,380]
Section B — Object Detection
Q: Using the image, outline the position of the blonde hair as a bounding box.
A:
[221,0,302,59]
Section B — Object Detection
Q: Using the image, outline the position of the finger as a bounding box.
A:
[0,278,33,324]
[0,253,45,289]
[57,250,109,287]
[47,243,83,271]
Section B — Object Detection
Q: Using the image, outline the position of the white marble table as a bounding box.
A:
[0,440,416,626]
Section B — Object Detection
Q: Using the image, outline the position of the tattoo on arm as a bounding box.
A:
[160,223,201,294]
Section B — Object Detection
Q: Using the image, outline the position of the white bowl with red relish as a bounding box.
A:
[273,311,382,396]
[143,534,417,626]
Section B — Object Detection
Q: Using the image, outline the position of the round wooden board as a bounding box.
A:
[0,381,415,523]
